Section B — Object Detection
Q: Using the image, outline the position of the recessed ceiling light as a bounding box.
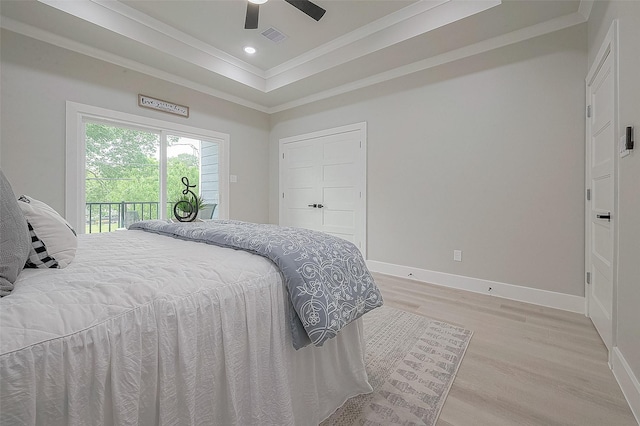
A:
[244,46,256,55]
[248,0,268,4]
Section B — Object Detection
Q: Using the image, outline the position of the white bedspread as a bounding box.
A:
[0,231,372,426]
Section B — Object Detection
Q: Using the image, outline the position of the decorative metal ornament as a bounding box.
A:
[173,176,199,222]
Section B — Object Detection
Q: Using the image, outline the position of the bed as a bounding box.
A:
[0,222,380,425]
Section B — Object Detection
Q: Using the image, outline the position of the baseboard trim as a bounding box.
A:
[612,347,640,424]
[366,260,585,314]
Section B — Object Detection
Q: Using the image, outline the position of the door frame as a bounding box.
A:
[584,20,619,355]
[278,122,367,258]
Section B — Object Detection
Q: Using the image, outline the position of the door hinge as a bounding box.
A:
[587,105,592,118]
[282,192,285,199]
[282,153,285,159]
[586,271,591,284]
[359,141,362,148]
[586,188,591,201]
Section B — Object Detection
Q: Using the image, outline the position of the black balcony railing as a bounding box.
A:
[85,201,163,233]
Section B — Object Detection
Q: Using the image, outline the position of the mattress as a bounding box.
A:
[0,230,372,425]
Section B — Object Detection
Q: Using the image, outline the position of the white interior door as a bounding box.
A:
[281,139,322,232]
[279,123,366,256]
[586,47,615,350]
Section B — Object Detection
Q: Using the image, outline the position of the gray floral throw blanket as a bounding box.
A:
[129,220,383,349]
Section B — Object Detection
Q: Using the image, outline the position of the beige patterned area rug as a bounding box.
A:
[322,305,473,426]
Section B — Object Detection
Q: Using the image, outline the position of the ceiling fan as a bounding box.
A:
[245,0,326,30]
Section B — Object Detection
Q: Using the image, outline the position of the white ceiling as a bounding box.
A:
[0,0,590,113]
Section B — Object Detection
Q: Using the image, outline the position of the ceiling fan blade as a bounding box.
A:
[283,0,326,21]
[244,2,259,29]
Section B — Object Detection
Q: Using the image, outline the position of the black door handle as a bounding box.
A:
[308,204,317,208]
[597,213,611,221]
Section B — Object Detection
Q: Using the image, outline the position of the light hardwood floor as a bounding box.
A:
[373,272,637,426]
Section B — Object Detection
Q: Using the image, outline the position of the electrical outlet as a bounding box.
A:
[453,250,462,262]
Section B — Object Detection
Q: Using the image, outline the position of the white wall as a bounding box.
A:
[0,30,270,224]
[270,25,587,297]
[588,0,640,406]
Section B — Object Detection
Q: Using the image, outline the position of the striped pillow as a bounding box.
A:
[18,196,77,269]
[24,221,60,268]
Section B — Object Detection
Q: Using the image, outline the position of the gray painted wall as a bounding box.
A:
[2,6,636,405]
[0,24,590,298]
[0,30,270,224]
[270,25,587,297]
[588,0,640,393]
[2,6,636,412]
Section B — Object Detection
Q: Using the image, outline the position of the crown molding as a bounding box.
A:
[264,0,450,79]
[578,0,594,21]
[2,6,587,116]
[0,16,269,113]
[265,0,501,92]
[37,0,266,91]
[92,0,265,77]
[35,0,500,93]
[267,11,587,113]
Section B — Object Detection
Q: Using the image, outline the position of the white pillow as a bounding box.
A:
[17,195,77,269]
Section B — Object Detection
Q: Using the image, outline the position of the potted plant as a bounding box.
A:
[173,194,208,221]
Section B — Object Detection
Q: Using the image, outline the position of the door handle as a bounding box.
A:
[596,213,611,221]
[308,204,317,208]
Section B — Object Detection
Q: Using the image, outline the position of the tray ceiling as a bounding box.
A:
[0,0,588,112]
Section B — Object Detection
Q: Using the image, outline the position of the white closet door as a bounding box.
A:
[279,123,367,255]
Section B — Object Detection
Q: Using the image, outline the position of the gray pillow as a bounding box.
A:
[0,169,30,296]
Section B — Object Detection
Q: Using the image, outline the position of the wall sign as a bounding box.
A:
[138,94,189,118]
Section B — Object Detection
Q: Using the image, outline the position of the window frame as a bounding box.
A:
[66,101,229,233]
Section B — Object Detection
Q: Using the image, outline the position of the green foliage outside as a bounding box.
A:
[85,123,202,225]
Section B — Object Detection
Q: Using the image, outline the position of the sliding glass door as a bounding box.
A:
[83,122,223,233]
[166,135,220,220]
